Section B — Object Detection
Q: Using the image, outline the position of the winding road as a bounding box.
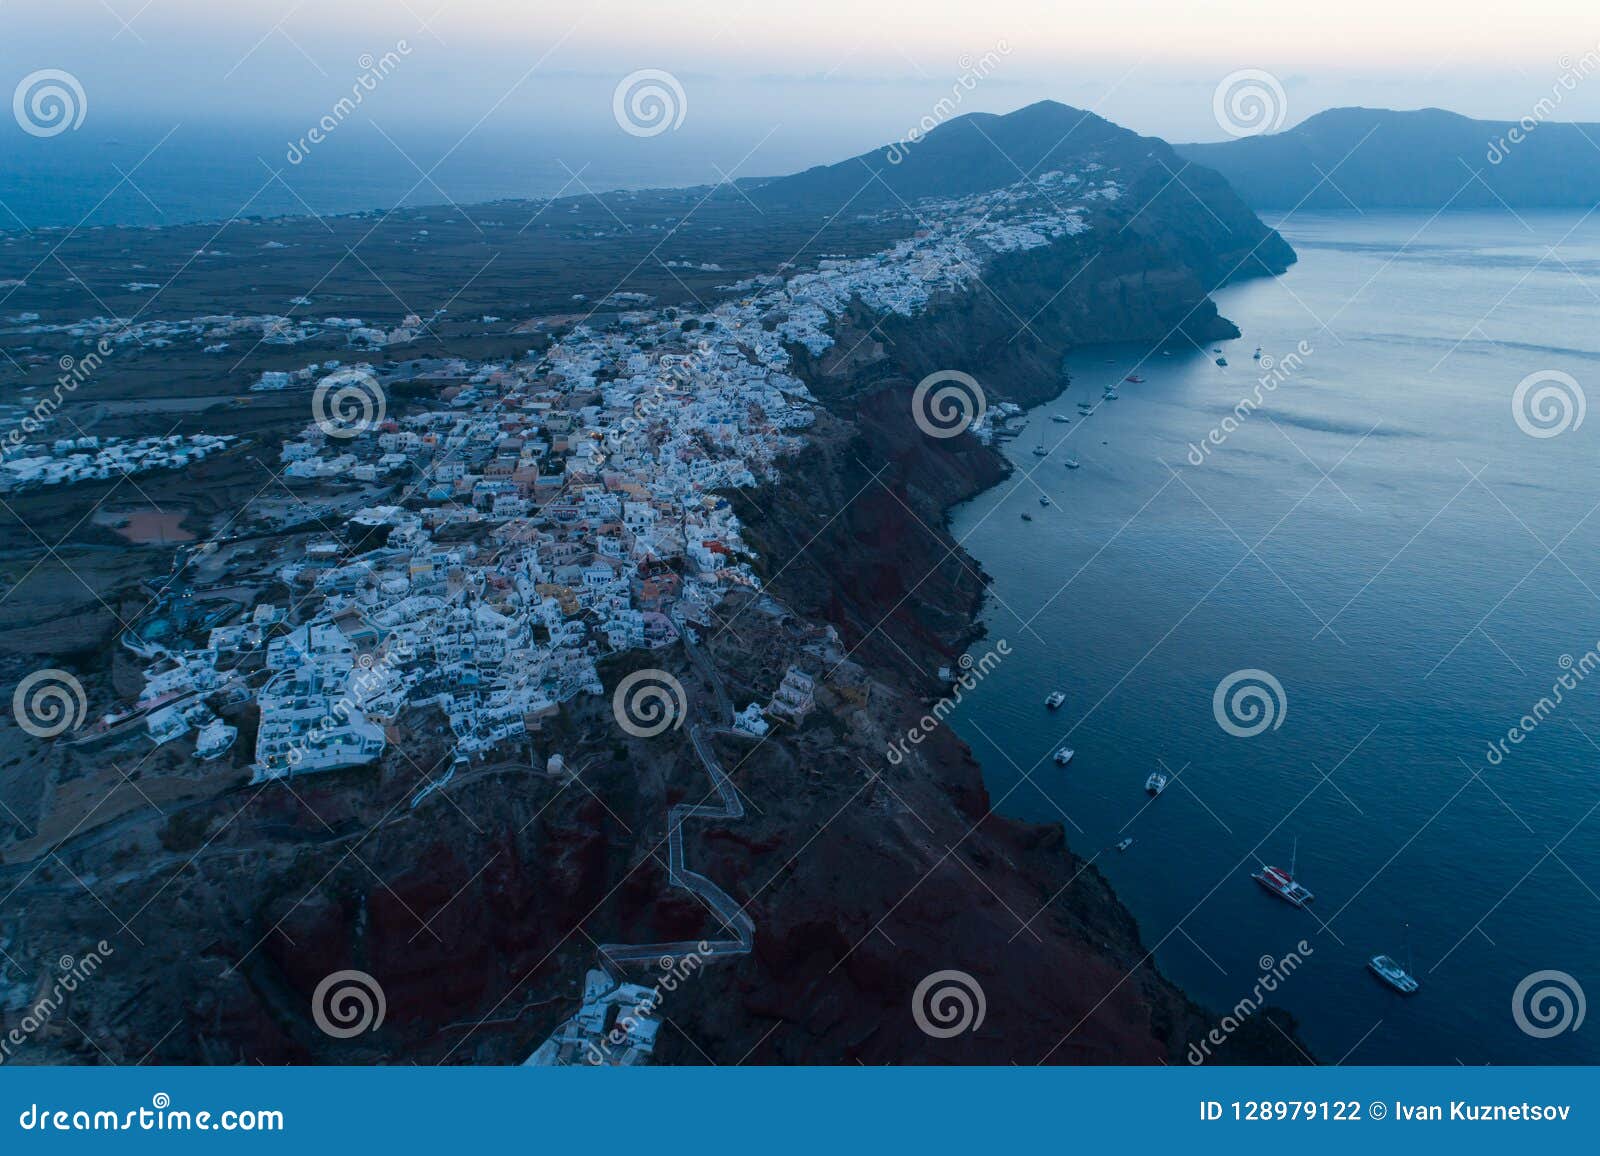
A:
[596,634,754,967]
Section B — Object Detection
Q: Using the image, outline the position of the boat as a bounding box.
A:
[1063,457,1080,470]
[1077,401,1094,411]
[1102,389,1119,400]
[1368,954,1420,994]
[1020,513,1033,521]
[1124,374,1144,383]
[1215,356,1228,367]
[1044,691,1065,709]
[1054,746,1075,765]
[1051,414,1071,423]
[1115,837,1134,852]
[1039,495,1051,506]
[1369,924,1420,993]
[1252,838,1314,908]
[1144,771,1168,795]
[1252,346,1262,360]
[1031,446,1049,457]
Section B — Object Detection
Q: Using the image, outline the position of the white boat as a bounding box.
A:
[1102,389,1119,399]
[1039,495,1051,506]
[1054,746,1075,765]
[1044,691,1065,709]
[1063,457,1081,470]
[1115,837,1134,852]
[1368,954,1419,994]
[1145,771,1168,795]
[1051,415,1071,424]
[1369,924,1420,993]
[1031,446,1049,457]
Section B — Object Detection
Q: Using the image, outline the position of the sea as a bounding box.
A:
[6,134,1594,1064]
[949,210,1600,1064]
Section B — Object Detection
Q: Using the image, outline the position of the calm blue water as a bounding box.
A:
[951,211,1600,1064]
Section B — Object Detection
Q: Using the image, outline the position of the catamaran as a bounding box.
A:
[1054,746,1075,766]
[1044,691,1065,709]
[1369,925,1420,993]
[1368,955,1419,994]
[1144,771,1168,795]
[1252,837,1314,907]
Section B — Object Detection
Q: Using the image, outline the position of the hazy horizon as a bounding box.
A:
[5,1,1600,229]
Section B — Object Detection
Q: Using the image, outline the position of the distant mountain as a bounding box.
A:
[1176,106,1600,209]
[747,99,1295,280]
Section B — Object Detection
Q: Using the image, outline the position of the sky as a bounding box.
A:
[2,1,1599,222]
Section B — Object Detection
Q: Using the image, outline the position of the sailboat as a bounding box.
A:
[1369,924,1420,993]
[1252,836,1314,908]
